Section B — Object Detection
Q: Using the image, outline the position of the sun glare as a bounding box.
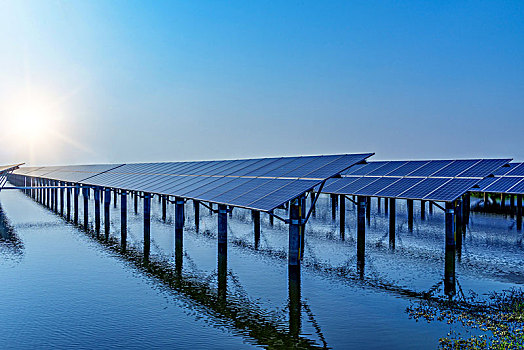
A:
[9,104,49,141]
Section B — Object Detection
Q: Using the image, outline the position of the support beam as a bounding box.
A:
[121,190,127,251]
[339,194,345,239]
[113,189,117,208]
[288,265,301,338]
[310,191,316,217]
[501,194,506,211]
[377,197,381,214]
[94,187,101,235]
[331,194,337,221]
[134,192,138,214]
[357,196,366,275]
[253,210,261,249]
[193,200,200,231]
[517,194,522,231]
[218,204,228,304]
[510,195,515,218]
[384,196,389,215]
[389,198,396,250]
[420,200,426,220]
[104,188,111,240]
[143,193,151,261]
[455,199,463,253]
[162,196,167,221]
[288,196,305,266]
[66,183,71,221]
[444,202,456,297]
[175,197,184,248]
[407,199,414,232]
[83,186,89,230]
[74,184,79,224]
[269,210,274,226]
[60,182,64,216]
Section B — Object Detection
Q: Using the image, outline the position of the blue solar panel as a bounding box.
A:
[484,177,524,193]
[408,160,454,177]
[424,178,480,201]
[507,179,524,194]
[493,163,517,176]
[431,160,480,177]
[322,178,350,193]
[248,180,318,211]
[458,159,511,178]
[355,177,400,196]
[507,163,524,176]
[366,161,406,176]
[209,178,272,203]
[374,177,425,197]
[386,161,429,176]
[475,177,499,191]
[335,177,378,194]
[345,162,388,176]
[398,178,450,199]
[229,179,298,208]
[305,154,372,179]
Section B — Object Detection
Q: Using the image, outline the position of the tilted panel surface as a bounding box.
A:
[424,178,480,202]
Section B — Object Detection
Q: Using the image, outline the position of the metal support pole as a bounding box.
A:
[104,188,111,240]
[54,181,58,212]
[420,200,425,220]
[407,199,414,232]
[218,203,228,304]
[501,194,506,211]
[340,194,345,239]
[134,192,138,214]
[253,210,260,249]
[143,193,151,261]
[74,184,79,224]
[194,200,200,231]
[94,187,101,235]
[389,198,396,250]
[310,191,316,217]
[175,197,184,250]
[331,194,337,221]
[269,210,274,226]
[288,265,301,338]
[113,189,117,208]
[121,191,127,251]
[83,186,89,230]
[357,196,366,275]
[384,196,388,215]
[429,200,433,214]
[444,201,456,297]
[162,196,167,221]
[455,199,463,253]
[510,195,515,218]
[60,182,64,215]
[517,194,522,231]
[483,192,489,209]
[66,183,71,220]
[377,197,381,214]
[366,197,371,224]
[288,196,305,266]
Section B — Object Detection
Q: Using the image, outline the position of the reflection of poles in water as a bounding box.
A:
[0,205,24,257]
[288,265,301,338]
[389,198,396,251]
[444,202,456,297]
[175,197,184,276]
[218,204,228,304]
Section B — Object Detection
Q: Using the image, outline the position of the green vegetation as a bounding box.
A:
[407,289,524,349]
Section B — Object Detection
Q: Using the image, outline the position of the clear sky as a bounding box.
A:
[0,0,522,166]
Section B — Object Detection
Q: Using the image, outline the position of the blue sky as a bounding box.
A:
[0,0,522,165]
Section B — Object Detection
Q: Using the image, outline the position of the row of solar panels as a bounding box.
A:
[9,154,372,212]
[321,159,513,201]
[475,163,524,195]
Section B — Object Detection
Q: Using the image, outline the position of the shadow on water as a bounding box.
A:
[0,203,24,260]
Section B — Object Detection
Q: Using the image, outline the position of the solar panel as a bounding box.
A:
[507,179,524,195]
[345,162,388,176]
[247,180,318,211]
[431,160,480,177]
[386,161,429,176]
[335,177,378,194]
[355,177,400,196]
[507,163,524,176]
[475,177,499,191]
[407,160,454,177]
[424,178,480,202]
[493,163,518,176]
[484,177,524,193]
[458,159,511,178]
[397,178,450,199]
[366,161,406,176]
[374,177,425,197]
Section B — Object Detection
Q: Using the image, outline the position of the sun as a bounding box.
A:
[9,103,49,141]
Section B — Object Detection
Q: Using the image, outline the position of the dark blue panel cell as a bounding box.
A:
[408,160,454,177]
[262,157,320,178]
[334,177,378,194]
[374,178,424,197]
[195,177,255,200]
[244,157,300,177]
[231,158,282,176]
[304,154,372,179]
[345,162,389,176]
[424,178,479,201]
[507,163,524,176]
[458,159,511,178]
[366,161,406,176]
[507,179,524,194]
[398,178,450,199]
[355,177,400,196]
[285,155,342,178]
[247,180,318,211]
[209,178,272,203]
[217,179,296,208]
[177,177,233,198]
[386,161,429,176]
[432,160,480,177]
[484,177,524,193]
[474,177,498,191]
[322,178,354,193]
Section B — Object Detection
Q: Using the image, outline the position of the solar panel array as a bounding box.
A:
[0,164,24,191]
[10,154,372,212]
[475,162,524,195]
[322,159,511,202]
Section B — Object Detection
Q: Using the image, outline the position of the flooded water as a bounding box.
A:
[0,189,522,349]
